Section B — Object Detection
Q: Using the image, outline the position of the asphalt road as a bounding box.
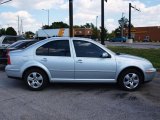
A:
[0,68,160,120]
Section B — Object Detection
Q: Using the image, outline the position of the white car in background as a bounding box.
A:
[0,35,25,48]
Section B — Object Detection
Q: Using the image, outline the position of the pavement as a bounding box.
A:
[0,67,160,120]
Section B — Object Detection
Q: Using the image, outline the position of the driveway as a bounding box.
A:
[0,67,160,120]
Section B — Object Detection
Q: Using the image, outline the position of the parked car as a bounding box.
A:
[109,37,127,42]
[0,35,25,48]
[143,36,150,42]
[0,40,38,65]
[5,37,156,91]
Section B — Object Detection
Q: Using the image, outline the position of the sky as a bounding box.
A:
[0,0,160,33]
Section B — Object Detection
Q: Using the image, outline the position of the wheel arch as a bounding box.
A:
[117,66,145,83]
[22,66,50,82]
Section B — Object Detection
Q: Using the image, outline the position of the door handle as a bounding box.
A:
[41,58,47,62]
[77,59,83,63]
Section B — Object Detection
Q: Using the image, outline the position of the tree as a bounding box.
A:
[118,16,134,38]
[100,26,108,40]
[42,22,69,29]
[108,30,115,39]
[25,31,35,39]
[5,27,17,36]
[114,27,121,37]
[42,25,51,29]
[52,22,69,28]
[0,28,6,36]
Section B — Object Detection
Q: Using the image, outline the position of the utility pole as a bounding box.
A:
[69,0,73,37]
[128,3,140,39]
[101,0,107,45]
[42,9,50,26]
[128,3,131,39]
[18,16,20,35]
[96,16,98,40]
[121,12,124,38]
[96,16,98,29]
[48,9,49,26]
[20,19,23,35]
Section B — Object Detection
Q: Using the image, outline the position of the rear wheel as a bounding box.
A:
[24,69,48,91]
[118,69,143,91]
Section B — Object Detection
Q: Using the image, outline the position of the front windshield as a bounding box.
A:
[95,41,116,55]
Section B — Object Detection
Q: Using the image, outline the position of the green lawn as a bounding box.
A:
[108,46,160,68]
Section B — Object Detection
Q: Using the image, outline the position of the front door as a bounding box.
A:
[73,40,116,81]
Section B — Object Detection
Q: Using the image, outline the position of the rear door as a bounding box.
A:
[35,39,74,80]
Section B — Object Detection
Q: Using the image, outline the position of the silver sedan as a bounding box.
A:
[5,37,156,91]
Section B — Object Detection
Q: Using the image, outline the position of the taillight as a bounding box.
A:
[7,49,11,65]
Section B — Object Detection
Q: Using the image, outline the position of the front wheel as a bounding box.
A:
[24,69,48,91]
[118,69,143,91]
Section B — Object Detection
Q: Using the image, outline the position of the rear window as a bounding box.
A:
[8,40,38,49]
[2,37,17,44]
[2,36,25,44]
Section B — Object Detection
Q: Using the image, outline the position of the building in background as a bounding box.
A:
[124,26,160,42]
[36,28,92,40]
[74,28,92,38]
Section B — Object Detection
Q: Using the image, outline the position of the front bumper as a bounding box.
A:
[144,68,157,82]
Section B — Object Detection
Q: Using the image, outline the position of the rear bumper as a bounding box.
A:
[5,65,22,78]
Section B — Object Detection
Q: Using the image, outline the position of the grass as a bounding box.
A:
[108,46,160,68]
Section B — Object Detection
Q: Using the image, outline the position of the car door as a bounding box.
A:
[35,40,74,80]
[73,40,116,81]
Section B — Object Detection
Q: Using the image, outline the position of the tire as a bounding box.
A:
[118,69,143,91]
[24,69,49,91]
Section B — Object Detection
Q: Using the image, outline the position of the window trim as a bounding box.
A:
[73,40,111,58]
[36,40,71,57]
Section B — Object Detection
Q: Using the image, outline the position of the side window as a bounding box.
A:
[73,40,106,58]
[36,40,71,57]
[36,42,49,56]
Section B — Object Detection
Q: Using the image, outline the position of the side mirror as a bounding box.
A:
[101,52,110,58]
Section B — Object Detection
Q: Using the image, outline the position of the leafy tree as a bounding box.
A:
[5,27,17,36]
[25,31,35,39]
[43,22,69,29]
[84,23,91,28]
[0,28,6,36]
[51,22,69,28]
[117,17,134,38]
[42,25,52,29]
[108,31,115,40]
[73,25,80,28]
[114,27,121,37]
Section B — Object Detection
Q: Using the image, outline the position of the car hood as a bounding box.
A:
[116,53,149,62]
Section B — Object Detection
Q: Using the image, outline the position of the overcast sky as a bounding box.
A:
[0,0,160,33]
